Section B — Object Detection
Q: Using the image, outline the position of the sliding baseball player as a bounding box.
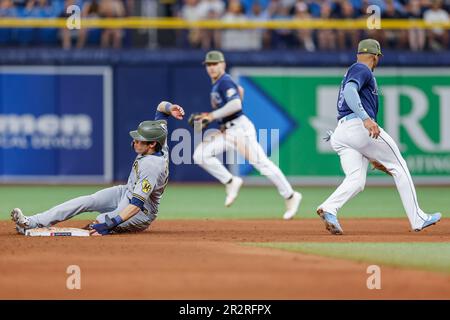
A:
[317,39,442,235]
[11,102,184,236]
[191,51,302,220]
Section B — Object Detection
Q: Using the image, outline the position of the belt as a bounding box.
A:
[338,113,358,124]
[224,121,235,129]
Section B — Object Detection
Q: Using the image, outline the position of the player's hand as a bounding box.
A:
[370,160,392,176]
[90,222,110,235]
[89,229,103,236]
[169,104,185,120]
[363,118,380,139]
[196,112,213,123]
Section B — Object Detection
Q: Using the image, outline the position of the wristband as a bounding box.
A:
[164,102,172,113]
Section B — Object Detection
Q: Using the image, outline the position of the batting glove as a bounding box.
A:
[91,215,123,235]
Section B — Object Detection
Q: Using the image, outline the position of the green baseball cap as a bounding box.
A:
[357,39,383,56]
[203,50,225,64]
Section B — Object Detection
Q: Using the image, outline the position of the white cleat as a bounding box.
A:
[11,208,31,229]
[414,212,442,232]
[15,225,26,235]
[283,192,302,220]
[225,176,243,207]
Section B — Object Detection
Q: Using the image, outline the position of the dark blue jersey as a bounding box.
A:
[337,62,379,121]
[210,73,244,124]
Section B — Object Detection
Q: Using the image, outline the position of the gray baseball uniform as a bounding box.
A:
[27,133,169,234]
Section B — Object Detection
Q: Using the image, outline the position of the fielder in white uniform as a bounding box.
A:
[11,102,185,236]
[192,50,302,219]
[317,39,442,235]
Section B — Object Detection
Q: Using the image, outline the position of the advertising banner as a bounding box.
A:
[0,66,113,183]
[232,68,450,185]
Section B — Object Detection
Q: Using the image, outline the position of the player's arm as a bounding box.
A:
[89,204,140,236]
[209,98,242,121]
[200,82,242,122]
[155,101,185,120]
[238,85,244,101]
[90,189,151,236]
[343,81,380,139]
[197,98,242,124]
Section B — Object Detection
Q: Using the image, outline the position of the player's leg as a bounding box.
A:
[193,131,243,206]
[237,134,294,199]
[94,195,156,233]
[362,128,440,230]
[318,147,369,216]
[110,212,157,234]
[230,117,301,218]
[18,185,126,228]
[193,131,233,184]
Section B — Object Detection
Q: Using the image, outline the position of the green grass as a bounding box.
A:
[251,242,450,274]
[0,185,447,220]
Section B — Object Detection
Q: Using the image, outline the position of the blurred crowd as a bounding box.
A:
[0,0,135,48]
[0,0,449,51]
[176,0,450,51]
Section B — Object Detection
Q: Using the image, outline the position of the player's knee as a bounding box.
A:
[345,172,366,193]
[193,144,211,165]
[82,195,97,209]
[193,145,203,164]
[356,180,365,193]
[353,176,366,193]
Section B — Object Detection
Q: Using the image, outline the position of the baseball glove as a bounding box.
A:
[188,112,211,130]
[370,160,392,176]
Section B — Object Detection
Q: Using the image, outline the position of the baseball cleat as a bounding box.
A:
[225,176,243,207]
[15,225,26,235]
[283,192,302,220]
[11,208,31,229]
[414,212,441,232]
[317,208,343,235]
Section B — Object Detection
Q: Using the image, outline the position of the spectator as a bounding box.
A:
[28,0,59,45]
[180,0,202,48]
[293,0,315,51]
[247,0,271,49]
[221,0,262,50]
[77,0,102,48]
[197,0,224,49]
[407,0,426,51]
[240,0,271,14]
[269,0,294,49]
[423,0,449,50]
[60,0,84,49]
[0,0,18,45]
[98,0,125,48]
[332,0,359,50]
[317,1,336,50]
[359,0,380,44]
[380,0,408,49]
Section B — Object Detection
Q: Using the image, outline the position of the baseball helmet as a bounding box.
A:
[129,120,167,149]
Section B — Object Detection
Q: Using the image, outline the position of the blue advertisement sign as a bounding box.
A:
[0,66,113,183]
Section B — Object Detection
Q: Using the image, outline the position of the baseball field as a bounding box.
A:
[0,184,449,299]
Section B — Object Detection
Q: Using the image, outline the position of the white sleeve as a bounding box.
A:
[210,99,242,120]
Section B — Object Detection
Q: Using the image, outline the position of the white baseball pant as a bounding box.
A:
[318,116,430,230]
[193,115,294,199]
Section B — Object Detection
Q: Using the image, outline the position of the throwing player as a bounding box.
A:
[192,51,302,220]
[11,102,185,236]
[317,39,442,235]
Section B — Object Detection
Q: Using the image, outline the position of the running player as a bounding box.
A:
[317,39,442,235]
[192,51,302,220]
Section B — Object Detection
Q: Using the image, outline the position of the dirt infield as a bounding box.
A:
[0,218,449,299]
